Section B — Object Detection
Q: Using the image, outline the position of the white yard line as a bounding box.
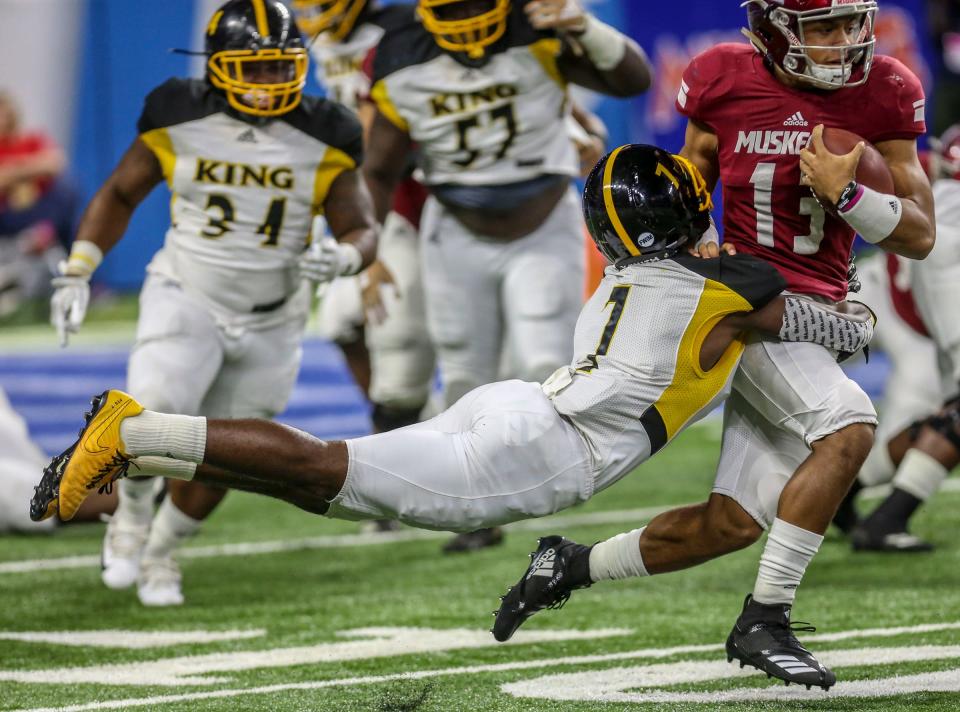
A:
[0,629,265,649]
[11,621,960,712]
[4,479,959,576]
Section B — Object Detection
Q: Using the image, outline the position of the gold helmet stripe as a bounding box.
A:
[251,0,271,37]
[207,9,224,36]
[602,145,640,257]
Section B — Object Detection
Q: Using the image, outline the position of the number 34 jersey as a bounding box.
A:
[137,79,362,314]
[677,44,925,301]
[543,253,785,494]
[369,7,577,186]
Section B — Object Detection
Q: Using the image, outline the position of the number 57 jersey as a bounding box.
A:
[677,44,925,302]
[137,78,362,314]
[368,7,577,186]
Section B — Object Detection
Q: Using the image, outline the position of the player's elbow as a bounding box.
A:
[899,227,935,260]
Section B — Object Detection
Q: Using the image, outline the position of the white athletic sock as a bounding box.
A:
[120,411,207,463]
[858,441,896,487]
[114,478,156,525]
[588,527,649,582]
[131,456,197,482]
[892,449,948,502]
[142,497,202,561]
[752,518,823,606]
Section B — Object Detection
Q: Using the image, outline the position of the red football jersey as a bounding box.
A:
[886,252,928,336]
[677,44,925,301]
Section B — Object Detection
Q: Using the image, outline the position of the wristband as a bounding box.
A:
[337,242,364,276]
[835,181,862,213]
[63,240,103,277]
[837,183,903,244]
[574,15,628,71]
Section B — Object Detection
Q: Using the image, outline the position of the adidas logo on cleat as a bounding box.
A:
[783,112,809,127]
[526,548,556,579]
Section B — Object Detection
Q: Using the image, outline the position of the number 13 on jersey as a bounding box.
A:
[750,162,826,255]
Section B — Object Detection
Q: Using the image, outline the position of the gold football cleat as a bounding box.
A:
[31,390,143,522]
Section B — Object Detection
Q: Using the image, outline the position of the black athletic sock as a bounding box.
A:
[832,479,863,534]
[862,487,923,533]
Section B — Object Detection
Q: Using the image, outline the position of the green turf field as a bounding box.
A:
[1,422,958,712]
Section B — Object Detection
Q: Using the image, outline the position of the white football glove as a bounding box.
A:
[50,272,91,348]
[525,0,587,32]
[299,236,363,285]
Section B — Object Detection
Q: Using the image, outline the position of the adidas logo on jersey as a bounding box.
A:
[783,112,809,127]
[237,129,257,143]
[526,548,557,579]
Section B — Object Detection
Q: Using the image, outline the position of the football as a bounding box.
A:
[818,126,895,194]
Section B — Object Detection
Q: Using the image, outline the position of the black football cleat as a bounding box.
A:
[850,524,934,553]
[725,594,836,691]
[443,527,504,554]
[30,443,76,522]
[492,535,591,642]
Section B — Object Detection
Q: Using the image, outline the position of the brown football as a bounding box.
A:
[817,127,895,194]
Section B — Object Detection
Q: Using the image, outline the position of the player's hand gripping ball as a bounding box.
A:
[800,125,895,213]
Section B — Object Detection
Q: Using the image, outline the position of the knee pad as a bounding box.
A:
[925,396,960,454]
[371,404,423,433]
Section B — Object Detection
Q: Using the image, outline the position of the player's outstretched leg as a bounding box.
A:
[31,390,143,522]
[725,594,836,690]
[493,535,592,642]
[32,390,347,522]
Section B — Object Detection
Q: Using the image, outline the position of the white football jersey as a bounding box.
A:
[544,253,786,492]
[137,79,362,315]
[308,5,414,112]
[369,8,577,186]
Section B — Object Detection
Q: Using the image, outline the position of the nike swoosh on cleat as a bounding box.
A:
[82,399,130,455]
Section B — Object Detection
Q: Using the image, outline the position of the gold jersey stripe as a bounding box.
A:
[370,80,409,132]
[529,38,566,88]
[653,278,751,440]
[312,144,358,216]
[251,0,270,37]
[139,128,176,189]
[602,145,639,257]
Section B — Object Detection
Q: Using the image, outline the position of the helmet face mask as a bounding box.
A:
[743,0,877,90]
[291,0,368,41]
[582,145,714,266]
[418,0,511,60]
[206,0,309,118]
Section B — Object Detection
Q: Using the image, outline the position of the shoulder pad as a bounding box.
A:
[137,78,219,134]
[371,13,439,81]
[282,95,364,164]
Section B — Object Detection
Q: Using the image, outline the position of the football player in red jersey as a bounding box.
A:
[483,0,935,691]
[672,0,935,686]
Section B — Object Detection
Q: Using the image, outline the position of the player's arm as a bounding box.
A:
[362,109,413,224]
[50,138,163,347]
[679,119,730,259]
[569,99,607,177]
[525,1,651,97]
[323,168,379,269]
[800,125,935,260]
[74,138,163,258]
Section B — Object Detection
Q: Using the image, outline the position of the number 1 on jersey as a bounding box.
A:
[750,162,825,255]
[578,285,631,373]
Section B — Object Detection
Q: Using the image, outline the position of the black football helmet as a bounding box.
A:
[582,144,714,265]
[205,0,309,117]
